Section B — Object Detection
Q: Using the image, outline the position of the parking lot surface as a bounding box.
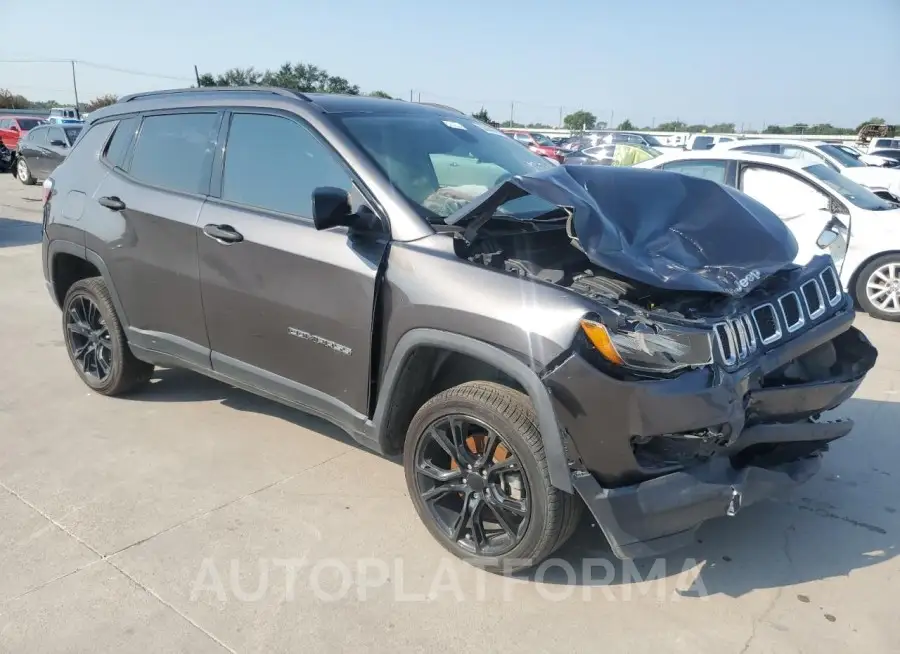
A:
[1,174,898,653]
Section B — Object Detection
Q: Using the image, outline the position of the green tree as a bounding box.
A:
[500,120,523,128]
[563,110,597,131]
[763,124,786,134]
[368,90,393,99]
[198,62,360,95]
[616,119,635,131]
[84,94,118,112]
[656,120,687,132]
[472,108,499,127]
[0,89,31,109]
[708,122,736,133]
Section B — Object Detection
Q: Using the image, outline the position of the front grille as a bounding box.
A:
[713,265,842,368]
[779,292,804,332]
[820,266,842,305]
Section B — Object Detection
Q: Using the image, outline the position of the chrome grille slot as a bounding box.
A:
[731,317,749,359]
[778,292,805,332]
[714,322,736,366]
[741,314,758,353]
[801,279,825,320]
[752,303,782,345]
[820,266,842,306]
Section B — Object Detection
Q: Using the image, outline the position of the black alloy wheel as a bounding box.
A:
[412,414,531,557]
[65,294,113,381]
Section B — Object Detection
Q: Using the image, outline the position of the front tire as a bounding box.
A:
[404,381,578,573]
[16,157,35,185]
[62,277,153,395]
[855,254,900,321]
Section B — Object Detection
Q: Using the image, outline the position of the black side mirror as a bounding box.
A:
[312,187,353,231]
[50,139,67,147]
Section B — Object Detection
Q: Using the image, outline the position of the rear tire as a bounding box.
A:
[16,157,35,185]
[62,277,153,395]
[854,254,900,322]
[404,381,577,573]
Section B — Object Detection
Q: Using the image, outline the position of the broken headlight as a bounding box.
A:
[580,318,713,374]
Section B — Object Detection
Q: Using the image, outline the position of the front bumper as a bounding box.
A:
[543,301,877,559]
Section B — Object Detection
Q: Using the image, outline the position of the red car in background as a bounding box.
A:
[507,130,565,162]
[0,115,46,151]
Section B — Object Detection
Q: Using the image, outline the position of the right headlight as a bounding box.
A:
[580,317,713,375]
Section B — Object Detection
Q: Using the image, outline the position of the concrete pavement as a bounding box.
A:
[1,175,898,653]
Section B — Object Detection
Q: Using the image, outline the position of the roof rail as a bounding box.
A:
[119,87,312,103]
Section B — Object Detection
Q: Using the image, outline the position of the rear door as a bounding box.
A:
[87,111,220,368]
[737,163,848,270]
[197,110,389,418]
[22,126,48,177]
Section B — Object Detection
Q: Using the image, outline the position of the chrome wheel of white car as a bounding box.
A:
[866,264,900,313]
[856,255,900,321]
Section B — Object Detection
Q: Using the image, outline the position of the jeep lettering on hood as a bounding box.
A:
[445,165,798,297]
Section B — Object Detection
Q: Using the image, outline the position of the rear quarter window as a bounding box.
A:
[103,116,140,169]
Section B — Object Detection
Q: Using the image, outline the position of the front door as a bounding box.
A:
[738,163,849,271]
[197,110,388,420]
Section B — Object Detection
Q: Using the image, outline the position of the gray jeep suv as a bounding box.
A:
[41,88,877,571]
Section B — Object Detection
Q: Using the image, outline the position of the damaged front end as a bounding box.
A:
[449,165,878,559]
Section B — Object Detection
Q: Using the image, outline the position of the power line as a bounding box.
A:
[0,58,193,82]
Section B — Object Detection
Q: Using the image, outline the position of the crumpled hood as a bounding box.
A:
[446,165,799,297]
[843,166,900,191]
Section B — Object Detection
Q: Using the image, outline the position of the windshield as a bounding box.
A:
[641,134,664,147]
[530,133,554,146]
[338,114,556,221]
[804,163,896,211]
[817,144,865,168]
[18,119,45,131]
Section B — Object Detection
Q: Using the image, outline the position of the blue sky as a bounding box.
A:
[3,0,898,128]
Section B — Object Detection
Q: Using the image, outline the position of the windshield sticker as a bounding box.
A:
[442,120,468,131]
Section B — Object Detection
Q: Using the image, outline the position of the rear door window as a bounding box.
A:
[128,113,219,194]
[103,117,140,169]
[691,136,715,150]
[735,143,780,154]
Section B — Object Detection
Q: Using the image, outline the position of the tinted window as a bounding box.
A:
[27,127,47,144]
[64,126,82,145]
[874,139,891,148]
[660,160,728,184]
[735,143,779,154]
[103,116,140,169]
[221,113,351,217]
[18,119,44,131]
[48,127,66,145]
[691,136,715,150]
[782,145,826,165]
[129,113,218,194]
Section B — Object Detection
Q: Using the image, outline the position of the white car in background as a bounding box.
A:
[834,144,899,168]
[635,150,900,321]
[714,138,900,202]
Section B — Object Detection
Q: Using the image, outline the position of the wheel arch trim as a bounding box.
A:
[47,240,130,328]
[371,328,572,493]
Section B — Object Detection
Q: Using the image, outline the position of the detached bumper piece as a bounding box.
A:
[572,452,828,560]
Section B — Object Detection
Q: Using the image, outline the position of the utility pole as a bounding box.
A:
[509,101,514,127]
[410,89,413,102]
[70,60,81,118]
[651,116,656,129]
[609,110,614,129]
[559,106,563,128]
[417,92,421,103]
[194,65,201,87]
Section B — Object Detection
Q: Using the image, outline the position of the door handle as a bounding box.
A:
[98,196,126,211]
[203,223,244,244]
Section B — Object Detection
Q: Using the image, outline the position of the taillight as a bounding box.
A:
[42,178,53,206]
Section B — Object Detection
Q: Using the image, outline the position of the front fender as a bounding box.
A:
[371,328,573,493]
